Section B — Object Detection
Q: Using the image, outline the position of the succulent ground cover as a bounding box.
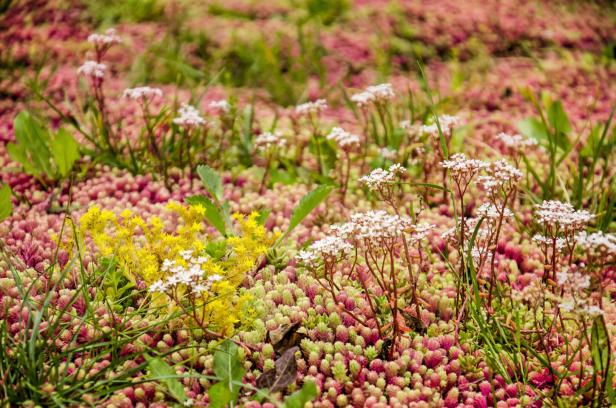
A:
[0,0,615,407]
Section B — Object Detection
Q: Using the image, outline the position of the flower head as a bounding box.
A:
[359,164,407,191]
[476,203,513,220]
[326,127,360,151]
[496,132,537,150]
[576,231,616,256]
[440,153,487,178]
[348,210,412,241]
[380,147,397,160]
[535,200,593,231]
[123,86,163,101]
[254,131,286,150]
[351,83,395,107]
[77,60,106,78]
[295,99,327,115]
[420,115,461,137]
[477,160,522,194]
[87,28,122,47]
[208,99,231,113]
[173,104,207,129]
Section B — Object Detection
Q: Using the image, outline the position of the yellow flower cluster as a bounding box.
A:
[79,201,206,284]
[79,203,271,335]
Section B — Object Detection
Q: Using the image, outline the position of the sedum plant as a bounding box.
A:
[79,203,272,338]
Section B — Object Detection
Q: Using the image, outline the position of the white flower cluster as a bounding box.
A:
[476,203,513,220]
[535,200,594,230]
[380,147,397,160]
[348,210,413,241]
[558,300,603,317]
[173,104,207,129]
[77,60,106,78]
[305,236,352,260]
[576,231,616,256]
[556,267,603,316]
[408,222,436,243]
[496,132,537,150]
[440,153,487,178]
[87,28,122,47]
[351,83,395,107]
[420,115,461,137]
[532,234,566,251]
[477,160,522,194]
[359,163,407,190]
[149,250,222,294]
[254,131,286,150]
[208,99,231,113]
[295,99,327,115]
[556,269,590,289]
[298,210,420,267]
[326,127,360,150]
[400,120,423,137]
[123,86,163,101]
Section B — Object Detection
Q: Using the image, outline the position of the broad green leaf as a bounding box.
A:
[517,117,548,143]
[283,381,318,408]
[213,340,245,403]
[50,128,80,177]
[197,164,224,202]
[6,144,38,176]
[279,184,333,243]
[547,100,572,136]
[185,195,226,236]
[12,111,53,176]
[145,355,187,403]
[208,382,233,408]
[0,184,12,222]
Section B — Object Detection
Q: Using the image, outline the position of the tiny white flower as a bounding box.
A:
[351,83,395,107]
[295,99,327,115]
[173,104,206,129]
[209,99,231,113]
[326,127,360,150]
[77,60,106,78]
[123,86,163,101]
[88,28,122,47]
[254,131,286,150]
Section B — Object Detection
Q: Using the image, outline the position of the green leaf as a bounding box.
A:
[185,195,227,236]
[50,128,80,177]
[256,208,271,225]
[208,382,233,408]
[0,184,12,222]
[547,100,572,136]
[213,340,245,403]
[197,165,224,202]
[6,143,38,176]
[145,355,187,403]
[279,184,333,243]
[283,381,318,408]
[517,117,548,143]
[591,315,611,401]
[10,111,53,177]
